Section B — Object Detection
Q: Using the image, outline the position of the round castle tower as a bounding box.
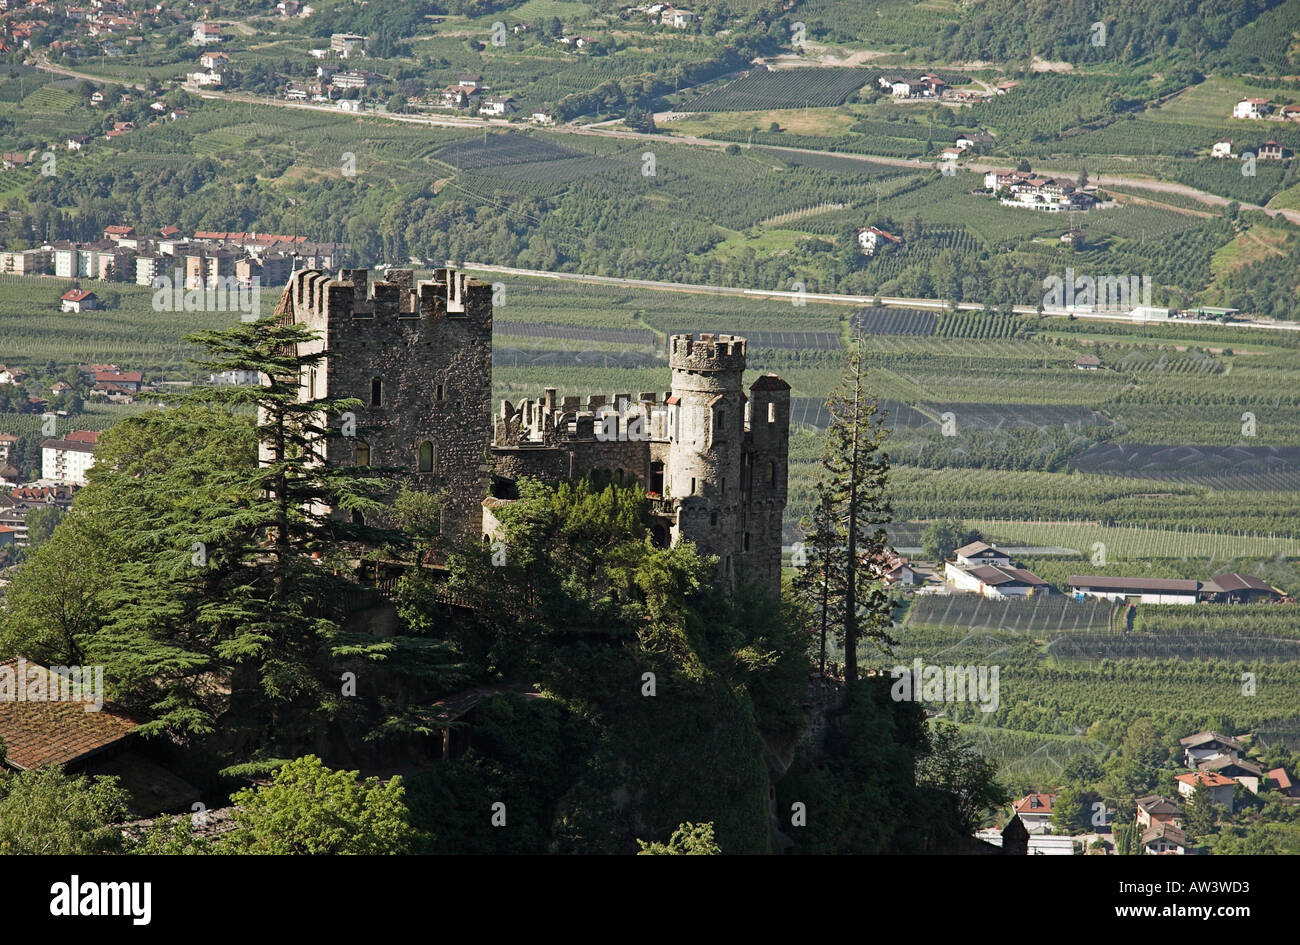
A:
[667,333,747,579]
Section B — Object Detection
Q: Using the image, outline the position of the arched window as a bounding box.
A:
[370,377,383,407]
[355,443,370,467]
[418,441,435,473]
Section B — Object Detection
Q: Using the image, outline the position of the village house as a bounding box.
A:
[1179,732,1243,769]
[660,6,696,27]
[1135,795,1182,829]
[480,95,515,116]
[191,21,223,45]
[945,541,1047,599]
[530,109,557,125]
[1268,767,1299,798]
[1257,140,1285,160]
[1197,755,1264,793]
[1141,822,1188,855]
[1176,771,1236,813]
[1282,104,1300,122]
[199,50,228,70]
[187,67,227,88]
[59,288,100,312]
[66,134,90,151]
[1012,793,1057,834]
[1211,139,1233,158]
[1073,353,1102,370]
[1232,98,1270,120]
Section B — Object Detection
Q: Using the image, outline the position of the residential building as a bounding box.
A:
[1073,354,1102,370]
[1141,822,1188,855]
[330,32,366,57]
[955,541,1011,567]
[1012,793,1057,834]
[1176,771,1236,813]
[191,22,223,45]
[1211,139,1233,158]
[41,431,98,485]
[1232,98,1270,120]
[1257,140,1285,160]
[481,95,515,116]
[1135,795,1182,829]
[60,289,100,312]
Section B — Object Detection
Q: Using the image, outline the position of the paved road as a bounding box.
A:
[464,262,1300,333]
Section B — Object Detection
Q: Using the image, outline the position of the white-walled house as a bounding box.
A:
[1176,772,1236,813]
[1232,98,1270,120]
[856,225,903,256]
[1211,139,1233,158]
[1012,793,1057,834]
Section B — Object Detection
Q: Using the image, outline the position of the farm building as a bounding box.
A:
[1199,572,1283,603]
[1211,139,1233,158]
[946,562,1047,599]
[1073,354,1102,370]
[1068,575,1199,605]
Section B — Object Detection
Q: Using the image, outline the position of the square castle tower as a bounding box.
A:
[278,268,791,591]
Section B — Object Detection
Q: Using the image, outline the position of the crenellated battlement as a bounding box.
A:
[669,332,747,372]
[495,387,676,447]
[287,266,487,323]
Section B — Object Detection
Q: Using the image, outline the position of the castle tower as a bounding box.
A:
[745,373,791,586]
[276,266,492,539]
[665,333,748,584]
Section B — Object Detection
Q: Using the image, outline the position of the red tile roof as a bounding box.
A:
[61,289,94,302]
[1176,771,1235,788]
[1013,792,1056,814]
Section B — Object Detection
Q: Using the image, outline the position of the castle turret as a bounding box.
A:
[745,373,792,584]
[666,333,748,582]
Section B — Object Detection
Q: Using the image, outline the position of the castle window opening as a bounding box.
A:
[690,477,696,496]
[418,440,435,473]
[355,443,370,466]
[370,376,383,407]
[744,532,751,551]
[650,461,664,494]
[435,383,445,402]
[768,402,776,423]
[710,511,718,527]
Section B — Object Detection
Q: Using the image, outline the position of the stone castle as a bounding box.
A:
[277,267,791,590]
